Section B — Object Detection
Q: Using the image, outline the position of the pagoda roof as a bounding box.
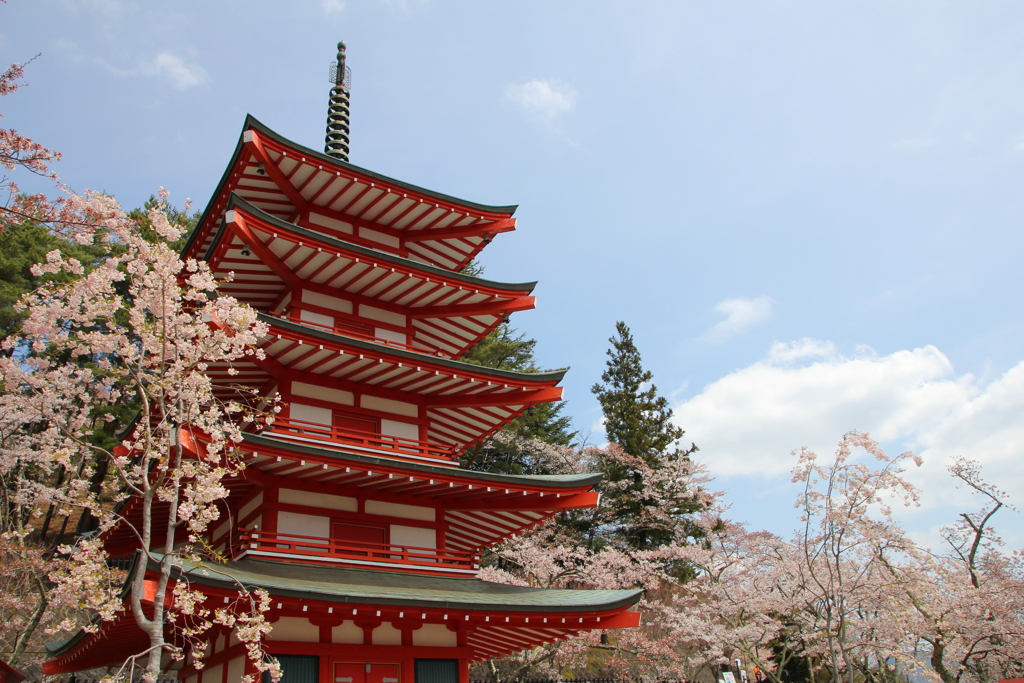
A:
[180,557,642,612]
[204,197,536,357]
[0,658,26,683]
[44,554,642,670]
[184,116,517,271]
[242,431,601,489]
[239,432,600,553]
[260,313,564,383]
[208,313,564,447]
[103,431,600,558]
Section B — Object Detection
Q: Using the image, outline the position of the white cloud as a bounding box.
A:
[102,51,207,90]
[700,295,775,342]
[504,79,576,127]
[675,339,976,478]
[908,362,1024,514]
[322,0,346,15]
[142,52,207,90]
[675,340,1024,545]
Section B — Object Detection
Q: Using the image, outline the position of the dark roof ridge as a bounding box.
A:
[260,312,568,383]
[213,194,537,293]
[183,114,518,260]
[172,555,644,613]
[242,431,602,488]
[240,114,518,216]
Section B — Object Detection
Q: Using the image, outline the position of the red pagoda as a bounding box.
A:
[44,43,642,683]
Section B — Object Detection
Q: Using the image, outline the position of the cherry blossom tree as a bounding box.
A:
[880,458,1024,683]
[1,49,278,682]
[476,434,1023,683]
[476,442,723,682]
[693,524,806,683]
[787,431,923,683]
[0,188,280,681]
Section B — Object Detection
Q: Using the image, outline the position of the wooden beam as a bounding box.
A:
[410,297,535,319]
[402,218,516,243]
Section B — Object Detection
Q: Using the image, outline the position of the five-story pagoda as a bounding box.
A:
[44,43,642,683]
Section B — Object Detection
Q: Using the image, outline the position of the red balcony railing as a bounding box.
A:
[257,416,458,465]
[229,528,480,574]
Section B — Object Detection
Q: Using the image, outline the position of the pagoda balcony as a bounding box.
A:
[228,528,480,575]
[257,416,459,466]
[286,315,449,358]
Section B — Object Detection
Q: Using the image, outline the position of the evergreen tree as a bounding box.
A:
[0,195,198,348]
[0,219,108,346]
[591,321,703,550]
[460,322,576,474]
[592,321,685,463]
[456,261,576,473]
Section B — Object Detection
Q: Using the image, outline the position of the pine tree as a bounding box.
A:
[592,321,686,463]
[456,259,576,473]
[460,322,576,474]
[591,321,703,549]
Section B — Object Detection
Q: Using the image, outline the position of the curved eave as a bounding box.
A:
[260,313,567,385]
[185,115,518,271]
[236,314,565,446]
[240,432,602,552]
[241,432,603,491]
[242,116,517,216]
[0,658,27,683]
[210,195,537,294]
[179,558,643,614]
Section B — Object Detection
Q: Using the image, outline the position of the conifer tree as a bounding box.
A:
[460,322,575,474]
[591,321,703,549]
[592,321,686,464]
[456,262,575,473]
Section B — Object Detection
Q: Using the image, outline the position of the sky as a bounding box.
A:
[3,0,1023,549]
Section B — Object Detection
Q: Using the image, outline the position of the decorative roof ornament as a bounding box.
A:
[325,41,351,161]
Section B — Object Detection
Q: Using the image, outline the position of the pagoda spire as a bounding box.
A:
[325,41,351,161]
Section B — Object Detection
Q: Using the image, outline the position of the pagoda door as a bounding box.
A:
[333,663,399,683]
[366,664,399,683]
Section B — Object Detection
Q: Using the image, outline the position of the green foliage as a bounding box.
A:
[592,321,685,464]
[0,197,198,536]
[0,196,198,348]
[460,322,576,474]
[768,635,814,683]
[0,219,108,345]
[591,321,702,550]
[456,260,576,473]
[460,321,542,373]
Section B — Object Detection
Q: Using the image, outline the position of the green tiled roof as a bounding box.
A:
[183,115,517,259]
[179,557,643,613]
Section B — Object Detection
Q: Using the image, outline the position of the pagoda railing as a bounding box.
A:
[287,315,449,358]
[229,528,480,574]
[258,416,458,465]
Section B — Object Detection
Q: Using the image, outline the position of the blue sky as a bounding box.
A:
[4,0,1023,548]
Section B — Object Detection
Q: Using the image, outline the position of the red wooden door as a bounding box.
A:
[333,412,379,435]
[366,664,399,683]
[333,663,364,683]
